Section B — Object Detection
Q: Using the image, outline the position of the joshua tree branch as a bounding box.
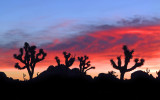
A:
[117,56,121,67]
[110,59,120,70]
[35,49,47,62]
[15,63,26,70]
[14,54,26,64]
[127,59,144,72]
[84,67,95,73]
[78,55,95,73]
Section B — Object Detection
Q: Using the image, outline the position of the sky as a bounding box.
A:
[0,0,160,80]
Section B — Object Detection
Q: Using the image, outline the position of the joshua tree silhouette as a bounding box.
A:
[55,51,75,68]
[78,55,95,74]
[110,45,144,80]
[14,42,47,80]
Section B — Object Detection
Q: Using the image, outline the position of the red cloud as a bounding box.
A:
[44,25,160,58]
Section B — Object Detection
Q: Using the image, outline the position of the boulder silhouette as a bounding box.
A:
[37,51,76,77]
[35,65,93,81]
[0,72,7,81]
[131,70,154,80]
[35,52,94,80]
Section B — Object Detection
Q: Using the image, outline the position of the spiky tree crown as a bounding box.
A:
[14,42,47,79]
[110,45,144,80]
[55,51,75,68]
[78,55,95,73]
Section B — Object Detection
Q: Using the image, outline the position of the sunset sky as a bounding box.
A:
[1,0,160,80]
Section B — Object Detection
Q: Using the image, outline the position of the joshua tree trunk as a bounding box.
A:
[29,73,34,80]
[120,71,125,80]
[29,72,33,80]
[29,69,34,80]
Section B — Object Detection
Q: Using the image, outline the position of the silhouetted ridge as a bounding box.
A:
[35,65,93,82]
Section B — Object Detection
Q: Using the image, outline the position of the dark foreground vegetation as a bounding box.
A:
[0,42,159,99]
[0,69,160,100]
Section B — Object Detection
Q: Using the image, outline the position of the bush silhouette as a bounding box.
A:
[94,71,118,81]
[110,45,145,80]
[78,55,95,74]
[145,68,150,74]
[14,42,47,80]
[156,70,160,79]
[23,73,27,81]
[107,71,118,78]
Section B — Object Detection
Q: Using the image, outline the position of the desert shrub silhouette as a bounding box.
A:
[23,73,27,81]
[156,70,160,79]
[107,71,118,79]
[14,42,47,80]
[78,55,95,74]
[94,71,118,81]
[110,45,144,80]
